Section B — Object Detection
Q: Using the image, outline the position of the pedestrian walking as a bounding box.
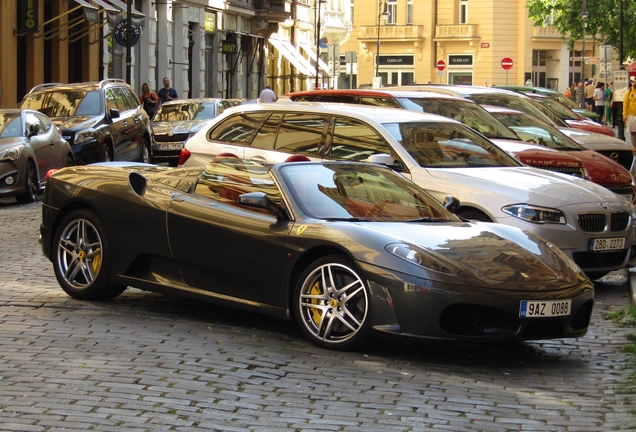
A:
[259,85,277,103]
[593,82,605,120]
[622,80,636,152]
[157,77,178,103]
[575,81,585,109]
[139,83,159,118]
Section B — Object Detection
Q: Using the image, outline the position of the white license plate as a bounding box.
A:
[519,300,571,318]
[591,237,625,251]
[157,143,184,151]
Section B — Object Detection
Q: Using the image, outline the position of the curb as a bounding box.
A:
[629,268,636,309]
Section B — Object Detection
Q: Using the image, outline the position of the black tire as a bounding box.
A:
[66,154,75,167]
[457,209,493,222]
[294,254,370,350]
[584,271,609,281]
[141,137,151,163]
[52,209,126,300]
[16,161,38,204]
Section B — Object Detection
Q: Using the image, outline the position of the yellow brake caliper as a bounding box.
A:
[91,250,102,274]
[309,280,323,326]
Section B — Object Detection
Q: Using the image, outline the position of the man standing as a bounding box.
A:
[575,81,585,109]
[157,77,178,103]
[259,85,277,103]
[623,80,636,152]
[585,79,595,111]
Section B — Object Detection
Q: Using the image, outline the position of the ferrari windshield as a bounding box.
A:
[383,121,520,168]
[154,102,218,122]
[490,111,581,150]
[281,163,460,222]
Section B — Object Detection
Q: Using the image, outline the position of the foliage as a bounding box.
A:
[525,0,636,64]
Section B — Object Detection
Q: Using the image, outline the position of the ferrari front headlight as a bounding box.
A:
[386,243,457,276]
[502,204,566,224]
[0,145,25,161]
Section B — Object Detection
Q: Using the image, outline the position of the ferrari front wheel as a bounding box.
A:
[294,255,370,350]
[53,209,126,300]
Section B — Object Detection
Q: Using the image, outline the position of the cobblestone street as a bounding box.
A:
[1,199,635,431]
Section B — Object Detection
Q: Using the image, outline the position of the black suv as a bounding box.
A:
[20,79,151,165]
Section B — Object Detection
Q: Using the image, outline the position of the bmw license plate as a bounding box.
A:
[519,300,571,318]
[157,143,184,151]
[590,237,625,251]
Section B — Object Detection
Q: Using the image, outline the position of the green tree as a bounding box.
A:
[526,0,636,65]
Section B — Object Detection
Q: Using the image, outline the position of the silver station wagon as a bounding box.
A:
[181,103,636,280]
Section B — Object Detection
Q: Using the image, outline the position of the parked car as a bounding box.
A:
[150,98,240,166]
[493,85,601,122]
[286,89,594,180]
[19,79,151,165]
[483,105,635,202]
[524,93,615,137]
[39,157,595,349]
[0,108,74,203]
[180,103,636,279]
[398,84,634,171]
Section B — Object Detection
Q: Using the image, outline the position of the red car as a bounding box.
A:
[485,106,634,202]
[524,93,615,137]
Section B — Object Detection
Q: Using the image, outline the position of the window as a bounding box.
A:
[208,112,267,145]
[275,113,330,157]
[532,50,547,67]
[251,113,282,150]
[569,50,582,67]
[460,0,468,24]
[386,0,396,25]
[406,0,413,25]
[329,116,391,161]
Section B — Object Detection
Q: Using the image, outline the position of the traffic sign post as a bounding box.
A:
[436,60,446,83]
[501,57,513,85]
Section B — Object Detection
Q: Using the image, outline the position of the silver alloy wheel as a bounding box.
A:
[56,218,103,289]
[298,262,368,344]
[17,161,38,203]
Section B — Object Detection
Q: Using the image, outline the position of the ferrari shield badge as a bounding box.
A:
[296,225,308,236]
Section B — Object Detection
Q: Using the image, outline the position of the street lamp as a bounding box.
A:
[580,1,589,83]
[375,1,390,83]
[315,0,326,89]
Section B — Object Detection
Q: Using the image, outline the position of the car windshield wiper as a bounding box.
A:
[322,217,370,222]
[404,217,449,223]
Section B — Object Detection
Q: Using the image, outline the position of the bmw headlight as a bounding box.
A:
[502,204,566,224]
[386,243,457,276]
[73,129,96,146]
[0,145,25,161]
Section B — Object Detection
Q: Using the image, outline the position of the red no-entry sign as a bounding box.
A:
[436,60,446,71]
[501,57,514,70]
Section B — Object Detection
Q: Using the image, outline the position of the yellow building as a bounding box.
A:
[342,0,615,92]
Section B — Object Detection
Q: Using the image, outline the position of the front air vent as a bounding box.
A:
[611,212,630,231]
[578,213,606,233]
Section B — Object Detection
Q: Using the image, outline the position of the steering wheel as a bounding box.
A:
[365,200,395,218]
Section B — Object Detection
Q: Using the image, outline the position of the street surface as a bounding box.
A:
[1,198,635,431]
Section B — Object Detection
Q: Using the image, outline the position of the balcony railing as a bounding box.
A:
[360,25,424,40]
[532,26,561,39]
[434,24,478,39]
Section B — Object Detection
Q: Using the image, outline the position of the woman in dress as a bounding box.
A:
[139,83,159,119]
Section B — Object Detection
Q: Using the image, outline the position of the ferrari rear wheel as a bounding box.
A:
[53,209,126,300]
[294,255,370,350]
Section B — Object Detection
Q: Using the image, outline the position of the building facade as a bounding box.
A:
[0,0,620,110]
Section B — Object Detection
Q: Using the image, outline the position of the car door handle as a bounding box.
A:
[250,155,267,163]
[171,192,185,202]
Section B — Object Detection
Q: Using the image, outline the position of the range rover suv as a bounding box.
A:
[20,79,151,165]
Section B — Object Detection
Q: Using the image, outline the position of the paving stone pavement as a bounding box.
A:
[0,199,635,431]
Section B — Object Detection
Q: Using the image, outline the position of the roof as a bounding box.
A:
[286,88,468,102]
[159,98,228,105]
[222,101,458,124]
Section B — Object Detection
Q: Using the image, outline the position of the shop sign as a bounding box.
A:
[378,55,415,66]
[448,55,473,66]
[18,0,39,33]
[204,12,216,34]
[222,41,237,55]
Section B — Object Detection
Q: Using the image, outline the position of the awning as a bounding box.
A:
[268,38,315,77]
[299,43,330,74]
[102,0,145,19]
